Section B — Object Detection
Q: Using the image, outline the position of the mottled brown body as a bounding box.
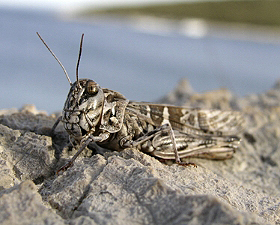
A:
[59,79,243,166]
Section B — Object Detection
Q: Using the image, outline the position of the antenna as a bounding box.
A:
[36,32,72,86]
[76,33,84,83]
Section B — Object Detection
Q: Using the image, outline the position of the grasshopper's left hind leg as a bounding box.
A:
[163,123,197,166]
[121,123,187,165]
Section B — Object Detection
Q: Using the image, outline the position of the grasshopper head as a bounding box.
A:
[36,33,112,140]
[62,79,104,140]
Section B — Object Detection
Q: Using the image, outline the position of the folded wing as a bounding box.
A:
[126,102,245,137]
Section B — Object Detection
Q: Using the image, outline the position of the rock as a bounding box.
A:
[40,150,263,224]
[0,180,64,225]
[159,79,238,110]
[188,88,234,110]
[158,78,193,105]
[20,104,48,115]
[0,124,55,185]
[0,109,63,135]
[0,81,280,225]
[0,108,19,116]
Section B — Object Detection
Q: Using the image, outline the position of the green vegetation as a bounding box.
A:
[81,1,280,27]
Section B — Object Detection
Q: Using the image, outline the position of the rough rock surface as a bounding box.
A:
[1,81,280,224]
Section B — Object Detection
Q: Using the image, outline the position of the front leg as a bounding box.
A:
[57,132,110,174]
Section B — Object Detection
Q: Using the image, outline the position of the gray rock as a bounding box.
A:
[0,124,55,184]
[158,78,193,105]
[0,180,64,225]
[1,79,280,224]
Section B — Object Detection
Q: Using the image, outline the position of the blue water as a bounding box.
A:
[1,8,280,113]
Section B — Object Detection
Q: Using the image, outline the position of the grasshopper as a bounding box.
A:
[37,33,244,173]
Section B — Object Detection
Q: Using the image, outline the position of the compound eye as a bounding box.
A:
[86,81,98,95]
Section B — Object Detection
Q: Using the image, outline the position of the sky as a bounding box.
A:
[0,0,190,12]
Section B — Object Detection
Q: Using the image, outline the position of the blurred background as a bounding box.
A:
[0,0,280,113]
